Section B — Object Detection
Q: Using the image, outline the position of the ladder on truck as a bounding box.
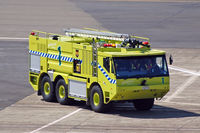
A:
[64,28,129,41]
[92,38,98,77]
[64,28,129,77]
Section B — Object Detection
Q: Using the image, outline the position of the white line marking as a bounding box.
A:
[169,66,200,76]
[29,108,82,133]
[165,75,198,102]
[0,37,28,40]
[163,101,200,106]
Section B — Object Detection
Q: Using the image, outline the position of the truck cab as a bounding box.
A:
[94,48,169,112]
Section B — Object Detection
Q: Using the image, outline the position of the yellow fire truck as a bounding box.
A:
[29,28,169,112]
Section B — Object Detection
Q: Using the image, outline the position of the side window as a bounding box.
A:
[103,57,110,73]
[156,57,162,68]
[156,57,165,72]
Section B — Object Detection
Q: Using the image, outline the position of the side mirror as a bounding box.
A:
[169,54,173,65]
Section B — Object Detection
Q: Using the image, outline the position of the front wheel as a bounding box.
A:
[133,98,154,111]
[90,85,109,113]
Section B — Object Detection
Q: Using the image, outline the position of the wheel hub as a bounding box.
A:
[44,82,50,95]
[93,92,100,106]
[59,85,65,99]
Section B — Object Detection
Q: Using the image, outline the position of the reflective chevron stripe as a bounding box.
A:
[98,64,116,84]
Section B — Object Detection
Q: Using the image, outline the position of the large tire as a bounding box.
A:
[133,98,154,111]
[90,85,109,113]
[41,76,55,102]
[55,79,73,105]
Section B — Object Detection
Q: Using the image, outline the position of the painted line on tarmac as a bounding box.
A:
[0,37,28,40]
[165,75,199,102]
[166,66,200,102]
[169,66,200,76]
[29,108,82,133]
[163,101,200,106]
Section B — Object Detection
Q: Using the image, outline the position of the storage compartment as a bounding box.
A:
[29,54,40,73]
[68,79,86,99]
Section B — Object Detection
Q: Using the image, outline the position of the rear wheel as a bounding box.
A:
[133,98,154,111]
[90,85,109,113]
[41,76,55,102]
[55,79,73,105]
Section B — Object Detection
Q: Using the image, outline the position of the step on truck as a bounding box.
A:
[29,28,170,112]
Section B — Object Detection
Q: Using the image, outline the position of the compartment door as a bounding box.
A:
[68,78,87,100]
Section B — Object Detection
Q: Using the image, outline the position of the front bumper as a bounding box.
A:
[112,85,169,101]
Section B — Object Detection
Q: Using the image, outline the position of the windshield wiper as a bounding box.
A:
[118,75,136,79]
[121,76,129,79]
[135,75,144,79]
[118,74,149,79]
[146,72,153,78]
[126,75,144,79]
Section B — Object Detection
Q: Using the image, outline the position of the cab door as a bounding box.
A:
[98,56,116,103]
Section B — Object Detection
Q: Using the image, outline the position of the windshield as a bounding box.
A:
[113,55,169,79]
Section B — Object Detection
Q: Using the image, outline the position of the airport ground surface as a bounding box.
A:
[0,0,200,132]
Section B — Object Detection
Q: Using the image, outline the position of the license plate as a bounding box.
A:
[142,86,149,90]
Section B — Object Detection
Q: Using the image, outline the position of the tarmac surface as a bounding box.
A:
[0,0,200,132]
[72,0,200,48]
[0,0,103,110]
[0,40,32,110]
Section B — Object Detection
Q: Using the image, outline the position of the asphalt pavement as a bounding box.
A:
[0,0,103,37]
[0,0,103,110]
[0,0,200,132]
[71,0,200,48]
[0,40,33,110]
